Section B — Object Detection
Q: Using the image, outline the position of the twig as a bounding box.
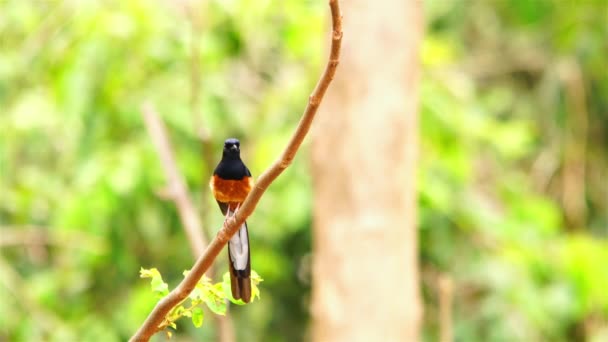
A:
[142,104,208,257]
[129,1,342,340]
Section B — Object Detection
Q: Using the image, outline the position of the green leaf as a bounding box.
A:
[139,267,160,279]
[141,267,169,296]
[221,272,233,297]
[150,276,168,295]
[189,286,202,301]
[250,270,264,300]
[174,306,187,317]
[191,307,204,328]
[204,296,227,315]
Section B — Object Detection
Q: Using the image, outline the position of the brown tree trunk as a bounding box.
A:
[310,1,422,341]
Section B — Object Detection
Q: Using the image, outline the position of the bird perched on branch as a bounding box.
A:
[209,138,253,303]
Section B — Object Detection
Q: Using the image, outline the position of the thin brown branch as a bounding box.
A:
[142,104,208,257]
[130,1,342,340]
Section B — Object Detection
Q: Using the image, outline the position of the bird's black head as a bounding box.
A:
[222,138,241,159]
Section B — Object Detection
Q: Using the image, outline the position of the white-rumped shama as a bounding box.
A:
[209,138,253,303]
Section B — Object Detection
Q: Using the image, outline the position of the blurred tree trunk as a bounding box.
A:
[310,1,422,341]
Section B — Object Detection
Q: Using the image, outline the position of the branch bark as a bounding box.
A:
[130,1,342,340]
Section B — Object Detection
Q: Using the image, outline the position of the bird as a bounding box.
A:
[209,138,253,303]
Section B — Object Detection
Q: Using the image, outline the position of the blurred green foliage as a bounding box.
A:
[421,1,608,341]
[0,1,606,341]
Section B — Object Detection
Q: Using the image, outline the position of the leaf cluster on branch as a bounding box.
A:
[140,268,262,338]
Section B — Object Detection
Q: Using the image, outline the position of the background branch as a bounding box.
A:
[183,0,220,254]
[142,103,235,342]
[142,104,208,257]
[130,1,342,340]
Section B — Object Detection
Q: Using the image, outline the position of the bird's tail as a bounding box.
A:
[227,221,251,303]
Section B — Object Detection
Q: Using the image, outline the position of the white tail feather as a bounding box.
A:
[227,208,249,270]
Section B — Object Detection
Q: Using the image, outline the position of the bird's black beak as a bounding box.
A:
[230,145,239,152]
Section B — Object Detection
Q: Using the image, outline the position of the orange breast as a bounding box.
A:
[209,175,254,203]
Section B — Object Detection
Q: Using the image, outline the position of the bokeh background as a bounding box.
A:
[1,0,607,341]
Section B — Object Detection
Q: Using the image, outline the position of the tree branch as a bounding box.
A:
[142,104,208,257]
[130,1,342,340]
